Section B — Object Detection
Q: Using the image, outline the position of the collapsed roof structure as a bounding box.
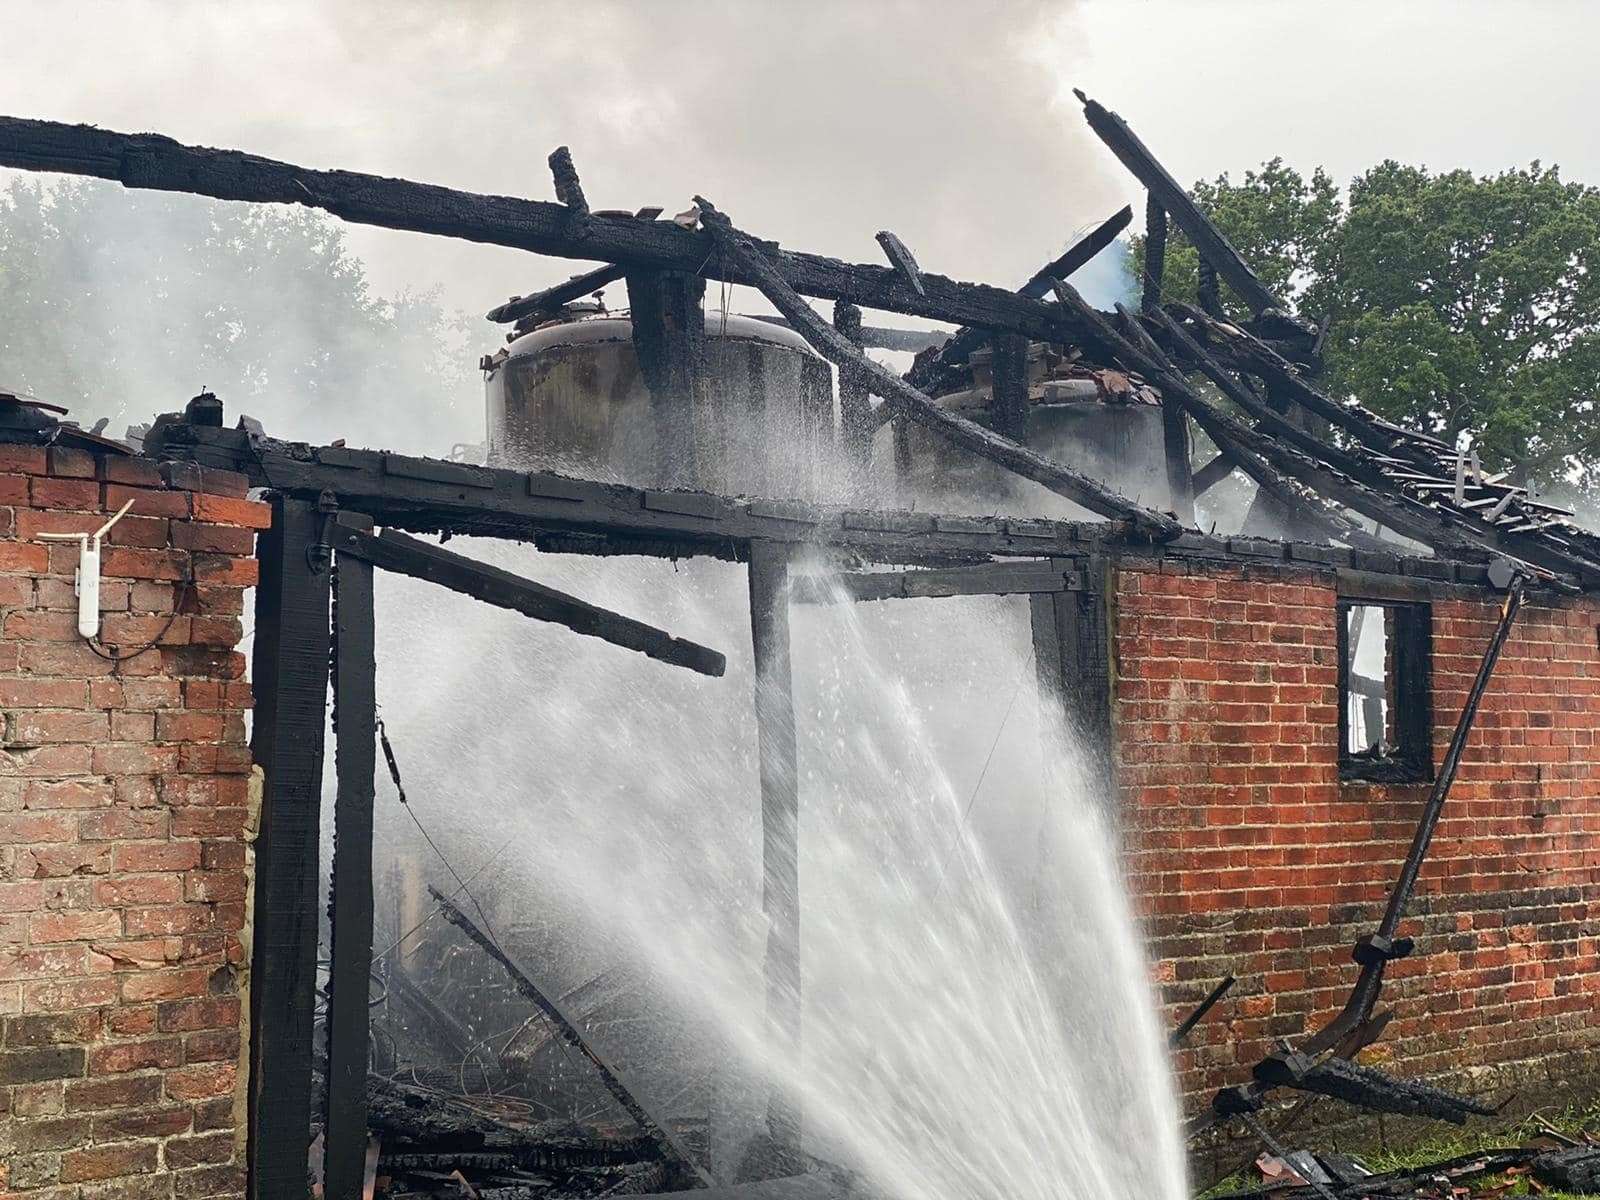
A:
[0,89,1593,1200]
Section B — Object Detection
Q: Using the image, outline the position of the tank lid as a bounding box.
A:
[502,311,818,361]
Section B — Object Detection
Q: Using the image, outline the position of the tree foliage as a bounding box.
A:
[0,178,477,455]
[1134,157,1600,493]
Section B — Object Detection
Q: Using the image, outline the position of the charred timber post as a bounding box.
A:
[1030,557,1114,785]
[626,271,706,489]
[547,145,589,217]
[1140,194,1167,314]
[1075,89,1282,317]
[247,497,333,1200]
[692,196,1182,540]
[747,539,802,1163]
[832,301,875,483]
[989,332,1031,442]
[0,116,1084,340]
[325,512,378,1200]
[875,230,927,296]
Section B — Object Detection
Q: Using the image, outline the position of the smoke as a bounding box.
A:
[0,1,1121,457]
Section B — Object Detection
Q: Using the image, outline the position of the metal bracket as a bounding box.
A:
[306,488,340,575]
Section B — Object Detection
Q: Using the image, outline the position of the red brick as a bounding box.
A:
[87,1037,181,1075]
[60,1139,159,1182]
[97,457,164,488]
[171,522,255,555]
[30,910,122,943]
[66,1073,162,1111]
[0,541,51,573]
[157,996,237,1033]
[0,473,30,504]
[163,1060,235,1100]
[46,447,97,478]
[96,875,184,907]
[79,809,167,842]
[190,494,270,529]
[112,842,202,873]
[100,546,187,582]
[104,484,190,520]
[0,677,90,707]
[30,477,100,510]
[0,445,47,473]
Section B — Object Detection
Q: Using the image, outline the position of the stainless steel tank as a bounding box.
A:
[484,309,836,499]
[884,340,1177,520]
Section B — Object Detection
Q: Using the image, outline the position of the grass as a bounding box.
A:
[1196,1097,1600,1200]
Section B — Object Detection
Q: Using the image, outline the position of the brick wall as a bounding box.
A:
[1114,559,1600,1111]
[0,442,262,1200]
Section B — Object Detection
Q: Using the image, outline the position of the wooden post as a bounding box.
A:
[747,540,801,1164]
[989,332,1031,443]
[324,513,377,1200]
[1030,558,1113,785]
[248,496,333,1200]
[832,300,874,488]
[626,270,706,489]
[1141,194,1167,314]
[1161,399,1196,525]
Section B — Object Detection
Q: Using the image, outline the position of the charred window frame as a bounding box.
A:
[1337,598,1433,784]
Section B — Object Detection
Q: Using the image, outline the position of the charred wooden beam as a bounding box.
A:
[693,197,1182,539]
[1141,194,1167,313]
[142,421,1143,562]
[625,271,705,488]
[790,559,1081,604]
[875,230,926,296]
[906,204,1134,394]
[1170,974,1235,1047]
[430,889,710,1187]
[327,524,727,676]
[1076,90,1282,316]
[1196,258,1223,318]
[248,497,332,1200]
[486,263,625,325]
[547,145,589,216]
[325,512,377,1200]
[1060,283,1516,561]
[1191,451,1235,497]
[748,541,802,1165]
[1151,306,1600,584]
[989,332,1031,442]
[0,116,1084,338]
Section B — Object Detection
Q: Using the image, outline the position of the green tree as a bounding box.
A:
[0,178,478,455]
[1135,158,1600,494]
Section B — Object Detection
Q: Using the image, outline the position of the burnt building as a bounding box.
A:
[0,90,1593,1200]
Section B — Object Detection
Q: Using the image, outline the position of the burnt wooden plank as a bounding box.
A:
[1076,91,1282,316]
[325,513,377,1200]
[790,560,1074,604]
[989,332,1030,442]
[0,115,1085,338]
[748,540,801,1163]
[874,230,926,296]
[328,524,726,676]
[694,198,1181,539]
[625,271,705,488]
[486,263,625,324]
[248,497,332,1200]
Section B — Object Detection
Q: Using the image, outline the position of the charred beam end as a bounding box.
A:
[693,196,1182,541]
[547,145,589,216]
[486,262,625,324]
[1075,88,1281,317]
[330,524,727,676]
[625,270,705,488]
[875,230,926,296]
[1192,451,1236,497]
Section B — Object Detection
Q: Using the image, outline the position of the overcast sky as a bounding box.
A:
[3,0,1598,328]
